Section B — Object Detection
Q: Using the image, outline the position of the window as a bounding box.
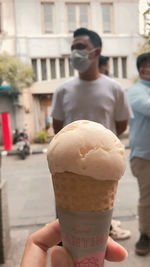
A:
[31,57,74,82]
[69,58,74,76]
[102,4,112,33]
[80,5,88,28]
[122,57,127,78]
[32,59,38,81]
[0,3,2,33]
[42,3,54,33]
[59,58,65,78]
[110,57,127,79]
[67,5,76,32]
[41,59,47,80]
[50,59,56,79]
[113,57,118,78]
[67,4,89,32]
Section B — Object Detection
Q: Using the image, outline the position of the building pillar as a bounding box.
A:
[65,57,69,78]
[46,58,51,81]
[56,58,60,79]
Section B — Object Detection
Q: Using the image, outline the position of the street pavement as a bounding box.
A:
[0,141,150,267]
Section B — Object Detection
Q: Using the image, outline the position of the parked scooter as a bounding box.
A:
[13,130,30,159]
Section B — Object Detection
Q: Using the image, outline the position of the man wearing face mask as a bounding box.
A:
[51,28,131,135]
[51,28,132,242]
[127,52,150,256]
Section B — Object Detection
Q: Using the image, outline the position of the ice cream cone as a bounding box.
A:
[52,172,118,211]
[47,120,126,266]
[52,172,118,266]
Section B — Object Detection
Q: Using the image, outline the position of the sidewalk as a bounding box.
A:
[105,219,150,267]
[0,226,39,267]
[0,144,55,267]
[0,142,49,154]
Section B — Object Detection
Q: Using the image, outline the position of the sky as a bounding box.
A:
[139,0,149,33]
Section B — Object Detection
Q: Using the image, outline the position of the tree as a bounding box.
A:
[136,36,150,55]
[0,53,34,92]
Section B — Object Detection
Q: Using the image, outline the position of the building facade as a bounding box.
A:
[0,0,143,142]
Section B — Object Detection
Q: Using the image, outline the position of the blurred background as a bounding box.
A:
[0,0,150,266]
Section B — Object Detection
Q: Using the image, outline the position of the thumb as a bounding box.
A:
[51,246,75,267]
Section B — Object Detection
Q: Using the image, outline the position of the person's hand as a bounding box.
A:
[21,219,128,267]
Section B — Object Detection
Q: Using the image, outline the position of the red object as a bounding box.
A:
[1,113,12,151]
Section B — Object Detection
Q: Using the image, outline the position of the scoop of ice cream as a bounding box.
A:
[47,120,126,181]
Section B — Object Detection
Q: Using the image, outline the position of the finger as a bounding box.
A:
[30,219,61,249]
[51,246,75,267]
[21,220,61,267]
[105,236,128,262]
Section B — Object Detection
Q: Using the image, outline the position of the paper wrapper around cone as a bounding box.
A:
[52,171,118,267]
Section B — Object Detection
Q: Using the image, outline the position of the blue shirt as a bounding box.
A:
[127,79,150,160]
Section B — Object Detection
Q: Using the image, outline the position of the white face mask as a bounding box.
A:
[70,48,96,73]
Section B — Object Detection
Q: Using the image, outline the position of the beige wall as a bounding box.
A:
[12,0,142,140]
[21,89,35,141]
[0,0,16,54]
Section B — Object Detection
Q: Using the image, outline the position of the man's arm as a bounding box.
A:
[127,85,150,118]
[115,120,128,136]
[53,118,64,134]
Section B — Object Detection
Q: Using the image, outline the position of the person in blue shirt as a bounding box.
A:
[127,52,150,256]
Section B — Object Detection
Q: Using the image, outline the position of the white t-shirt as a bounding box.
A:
[51,75,132,134]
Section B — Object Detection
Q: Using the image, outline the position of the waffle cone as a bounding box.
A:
[52,172,118,211]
